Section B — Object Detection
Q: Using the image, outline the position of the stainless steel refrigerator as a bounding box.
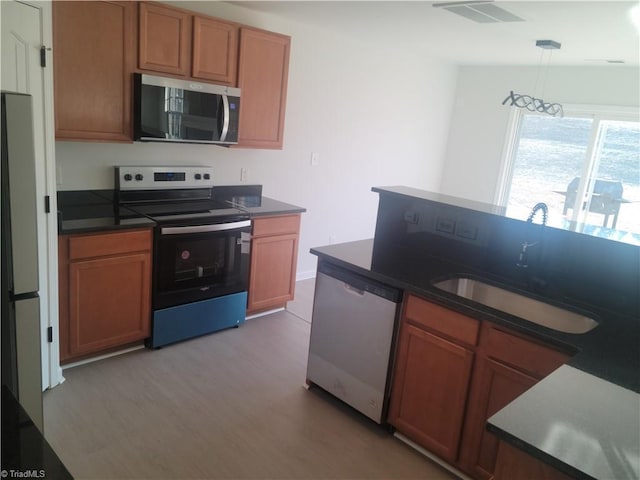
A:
[1,91,43,432]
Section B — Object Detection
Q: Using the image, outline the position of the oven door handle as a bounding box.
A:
[160,220,251,235]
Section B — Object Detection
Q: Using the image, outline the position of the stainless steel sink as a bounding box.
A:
[432,277,599,334]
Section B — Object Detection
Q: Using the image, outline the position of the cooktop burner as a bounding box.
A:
[130,201,247,222]
[115,166,249,224]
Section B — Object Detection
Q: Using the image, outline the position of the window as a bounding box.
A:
[497,105,640,244]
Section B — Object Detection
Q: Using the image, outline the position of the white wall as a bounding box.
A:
[55,1,457,278]
[440,66,640,204]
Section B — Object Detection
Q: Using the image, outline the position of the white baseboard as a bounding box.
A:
[296,270,316,282]
[245,307,285,320]
[62,344,146,370]
[393,432,473,480]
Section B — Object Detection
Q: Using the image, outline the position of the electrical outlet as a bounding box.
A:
[240,168,248,182]
[329,235,337,244]
[310,152,319,166]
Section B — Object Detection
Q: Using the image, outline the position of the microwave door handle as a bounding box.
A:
[220,95,230,142]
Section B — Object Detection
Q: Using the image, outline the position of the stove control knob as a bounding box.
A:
[135,174,144,181]
[123,174,133,181]
[203,173,210,180]
[195,173,202,180]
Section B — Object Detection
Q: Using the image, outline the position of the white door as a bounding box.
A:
[1,0,63,391]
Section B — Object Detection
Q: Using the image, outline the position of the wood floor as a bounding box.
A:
[43,279,457,479]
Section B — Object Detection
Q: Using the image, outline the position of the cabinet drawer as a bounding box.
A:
[252,214,300,237]
[69,229,152,260]
[485,326,569,379]
[404,294,480,346]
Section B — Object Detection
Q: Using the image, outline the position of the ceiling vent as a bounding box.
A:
[432,1,525,23]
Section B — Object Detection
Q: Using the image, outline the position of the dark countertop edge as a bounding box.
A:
[58,219,156,235]
[57,191,305,234]
[372,186,507,216]
[484,424,596,480]
[2,386,74,478]
[235,196,306,217]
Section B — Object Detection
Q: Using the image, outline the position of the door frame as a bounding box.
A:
[2,0,64,390]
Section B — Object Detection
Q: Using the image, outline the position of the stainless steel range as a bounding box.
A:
[115,166,251,348]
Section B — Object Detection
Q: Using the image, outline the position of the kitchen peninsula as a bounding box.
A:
[310,186,639,480]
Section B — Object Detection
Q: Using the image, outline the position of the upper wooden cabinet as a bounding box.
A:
[237,27,291,149]
[138,2,238,85]
[138,2,191,76]
[192,16,238,85]
[54,1,288,146]
[53,1,135,142]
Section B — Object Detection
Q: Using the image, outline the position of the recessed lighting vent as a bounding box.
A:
[433,1,525,23]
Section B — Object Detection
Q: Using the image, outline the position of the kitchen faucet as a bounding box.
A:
[517,203,548,268]
[527,202,548,225]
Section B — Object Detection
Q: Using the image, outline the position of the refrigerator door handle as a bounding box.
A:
[10,291,39,302]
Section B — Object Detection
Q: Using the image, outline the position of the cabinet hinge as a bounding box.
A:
[40,46,51,68]
[44,195,50,213]
[47,326,53,343]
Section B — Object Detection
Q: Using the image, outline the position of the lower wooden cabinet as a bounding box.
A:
[388,323,474,461]
[387,294,571,480]
[458,324,571,479]
[388,295,478,462]
[247,214,300,314]
[493,441,574,480]
[458,358,537,478]
[58,228,152,363]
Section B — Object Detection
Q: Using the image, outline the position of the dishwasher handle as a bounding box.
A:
[317,261,401,303]
[343,282,365,296]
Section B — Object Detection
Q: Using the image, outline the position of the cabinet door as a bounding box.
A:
[192,16,238,85]
[237,27,290,149]
[68,252,151,357]
[248,233,298,312]
[494,441,573,480]
[53,1,135,141]
[388,323,474,462]
[458,357,538,479]
[138,2,190,76]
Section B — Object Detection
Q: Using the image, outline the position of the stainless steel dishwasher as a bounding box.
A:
[306,261,401,423]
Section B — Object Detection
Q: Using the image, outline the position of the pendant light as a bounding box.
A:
[502,40,564,117]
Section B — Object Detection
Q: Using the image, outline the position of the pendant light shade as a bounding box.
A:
[503,40,564,117]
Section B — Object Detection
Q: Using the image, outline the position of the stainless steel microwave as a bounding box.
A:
[133,73,241,146]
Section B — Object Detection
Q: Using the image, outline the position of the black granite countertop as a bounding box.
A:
[1,386,73,479]
[310,238,640,480]
[57,189,305,235]
[57,190,155,234]
[224,196,306,217]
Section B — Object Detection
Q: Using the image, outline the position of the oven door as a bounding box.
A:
[154,219,251,309]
